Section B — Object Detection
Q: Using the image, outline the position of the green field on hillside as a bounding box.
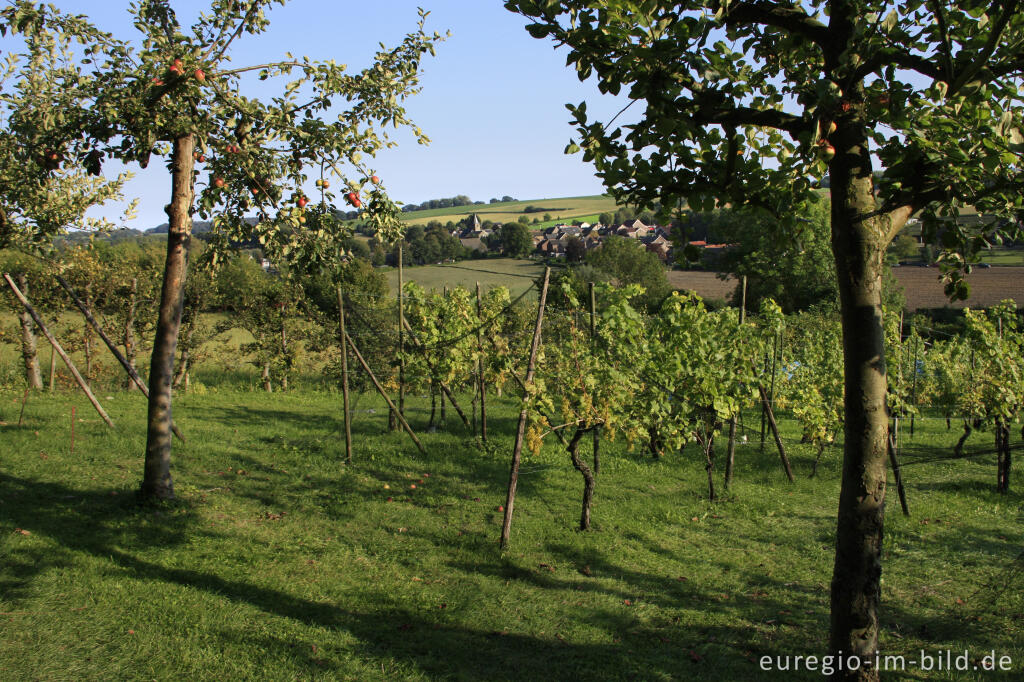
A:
[400,195,618,227]
[383,258,546,295]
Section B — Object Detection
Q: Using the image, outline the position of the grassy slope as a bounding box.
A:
[383,258,545,296]
[1,386,1021,681]
[399,195,618,227]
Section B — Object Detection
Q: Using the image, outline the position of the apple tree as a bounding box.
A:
[0,3,132,253]
[507,0,1024,676]
[33,0,443,499]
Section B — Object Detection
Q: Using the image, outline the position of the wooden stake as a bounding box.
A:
[477,281,487,442]
[4,274,113,428]
[501,268,550,550]
[56,275,184,441]
[345,329,426,456]
[725,274,746,490]
[337,285,353,464]
[758,384,794,482]
[70,405,76,455]
[589,281,601,475]
[889,417,910,516]
[397,243,406,427]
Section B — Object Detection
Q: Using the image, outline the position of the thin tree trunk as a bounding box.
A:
[124,277,138,390]
[141,133,195,500]
[567,427,596,531]
[725,417,737,488]
[262,361,272,393]
[702,428,716,502]
[15,274,43,389]
[337,286,352,464]
[953,420,973,457]
[996,420,1010,494]
[500,267,550,550]
[810,442,826,478]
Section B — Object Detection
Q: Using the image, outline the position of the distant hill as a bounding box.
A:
[399,195,619,228]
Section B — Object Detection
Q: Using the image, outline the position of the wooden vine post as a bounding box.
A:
[725,275,746,490]
[500,268,550,550]
[588,281,600,475]
[889,416,910,516]
[440,286,448,424]
[55,274,185,442]
[3,274,113,428]
[397,243,406,429]
[337,285,353,464]
[477,281,487,442]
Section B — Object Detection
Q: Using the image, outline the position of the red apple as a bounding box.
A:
[371,175,380,184]
[194,68,206,83]
[297,196,308,208]
[213,176,225,188]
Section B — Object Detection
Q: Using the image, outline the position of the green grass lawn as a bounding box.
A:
[383,258,546,296]
[1,384,1021,680]
[978,248,1024,266]
[399,195,618,227]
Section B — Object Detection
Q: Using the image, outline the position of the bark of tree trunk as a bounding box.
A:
[16,274,43,389]
[262,361,272,393]
[124,277,138,390]
[828,123,893,681]
[141,133,195,500]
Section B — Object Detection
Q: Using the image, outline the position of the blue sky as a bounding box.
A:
[40,1,626,228]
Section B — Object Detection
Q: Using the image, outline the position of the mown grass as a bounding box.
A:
[400,195,618,227]
[1,384,1022,681]
[978,248,1024,266]
[383,258,546,296]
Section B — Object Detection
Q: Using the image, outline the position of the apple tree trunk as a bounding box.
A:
[16,274,44,390]
[828,121,894,682]
[141,134,194,500]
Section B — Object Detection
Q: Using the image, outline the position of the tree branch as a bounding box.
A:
[693,105,807,137]
[949,0,1021,94]
[853,47,945,83]
[719,1,829,45]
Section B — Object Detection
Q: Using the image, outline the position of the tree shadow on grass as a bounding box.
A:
[0,473,803,680]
